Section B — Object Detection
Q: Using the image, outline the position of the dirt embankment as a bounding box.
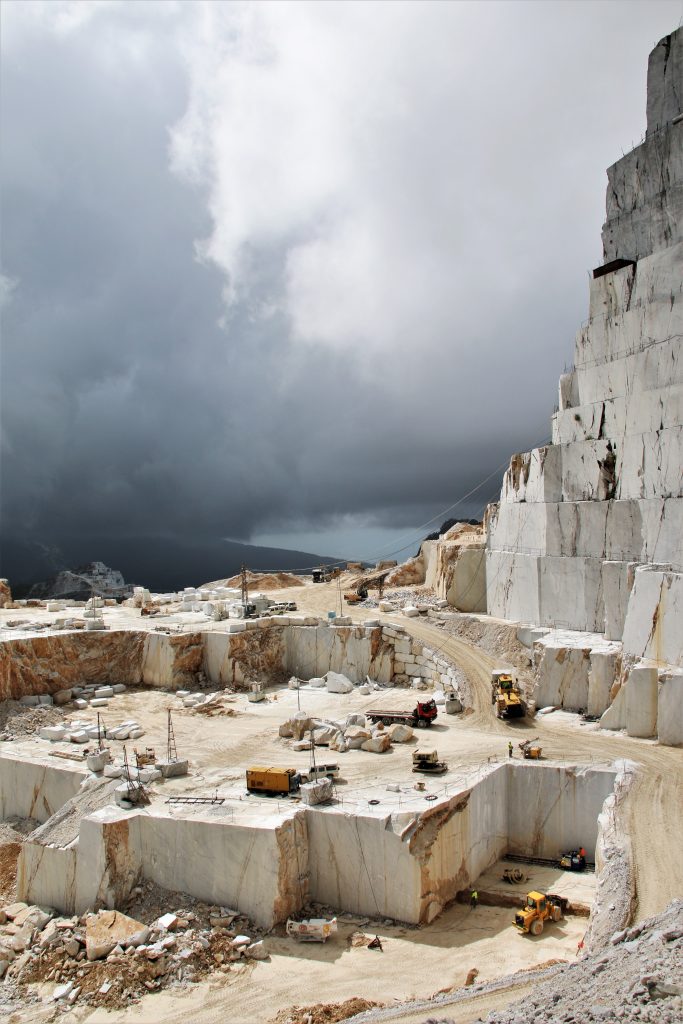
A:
[206,571,305,591]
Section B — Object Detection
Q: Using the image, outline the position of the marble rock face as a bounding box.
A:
[487,28,683,641]
[483,29,683,746]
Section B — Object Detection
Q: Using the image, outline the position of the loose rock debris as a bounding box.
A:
[271,997,383,1024]
[0,879,265,1013]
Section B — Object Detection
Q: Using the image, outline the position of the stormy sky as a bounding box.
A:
[1,1,679,585]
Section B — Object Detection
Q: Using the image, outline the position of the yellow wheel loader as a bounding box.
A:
[514,891,568,935]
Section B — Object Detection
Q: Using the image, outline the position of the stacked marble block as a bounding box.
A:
[484,30,683,743]
[382,624,460,692]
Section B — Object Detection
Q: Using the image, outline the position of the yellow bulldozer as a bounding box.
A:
[491,670,526,719]
[514,891,568,935]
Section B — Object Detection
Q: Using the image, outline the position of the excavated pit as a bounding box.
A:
[1,740,619,932]
[0,617,623,951]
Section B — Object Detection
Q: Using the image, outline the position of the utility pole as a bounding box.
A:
[240,564,249,610]
[167,710,178,763]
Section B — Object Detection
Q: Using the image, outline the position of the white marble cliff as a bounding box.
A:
[485,29,683,744]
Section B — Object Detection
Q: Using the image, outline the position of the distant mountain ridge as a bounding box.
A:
[2,536,340,597]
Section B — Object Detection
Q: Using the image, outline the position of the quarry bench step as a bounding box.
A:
[165,795,225,805]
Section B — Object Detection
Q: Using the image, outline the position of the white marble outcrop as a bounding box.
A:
[484,30,683,746]
[487,29,683,636]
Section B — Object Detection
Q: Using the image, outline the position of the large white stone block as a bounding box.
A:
[624,665,659,738]
[657,670,683,746]
[621,565,683,666]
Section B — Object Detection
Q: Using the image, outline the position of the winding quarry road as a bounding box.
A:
[398,617,683,924]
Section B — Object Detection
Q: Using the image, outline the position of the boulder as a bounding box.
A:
[158,759,189,778]
[311,724,339,746]
[329,732,348,753]
[86,750,111,773]
[432,690,446,705]
[156,913,178,931]
[324,672,354,694]
[361,734,391,753]
[387,723,413,743]
[300,778,334,805]
[244,940,268,960]
[279,713,316,741]
[40,726,67,742]
[3,903,28,920]
[14,905,53,930]
[345,713,366,728]
[344,726,372,749]
[308,676,326,688]
[85,911,150,961]
[53,689,73,706]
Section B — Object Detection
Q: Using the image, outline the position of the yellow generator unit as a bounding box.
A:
[246,766,301,795]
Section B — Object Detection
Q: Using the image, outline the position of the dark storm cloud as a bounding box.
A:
[1,1,679,581]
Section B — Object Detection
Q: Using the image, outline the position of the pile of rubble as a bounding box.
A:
[480,899,683,1024]
[0,701,63,741]
[288,671,383,696]
[380,588,447,612]
[0,881,269,1013]
[176,689,237,714]
[279,710,414,755]
[271,997,382,1024]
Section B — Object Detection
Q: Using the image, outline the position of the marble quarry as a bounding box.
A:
[485,29,683,746]
[6,751,618,929]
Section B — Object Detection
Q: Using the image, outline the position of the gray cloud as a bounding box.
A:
[1,0,679,582]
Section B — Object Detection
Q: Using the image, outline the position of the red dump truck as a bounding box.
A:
[366,699,438,729]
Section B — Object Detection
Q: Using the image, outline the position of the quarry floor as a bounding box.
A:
[21,902,585,1024]
[2,577,682,1023]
